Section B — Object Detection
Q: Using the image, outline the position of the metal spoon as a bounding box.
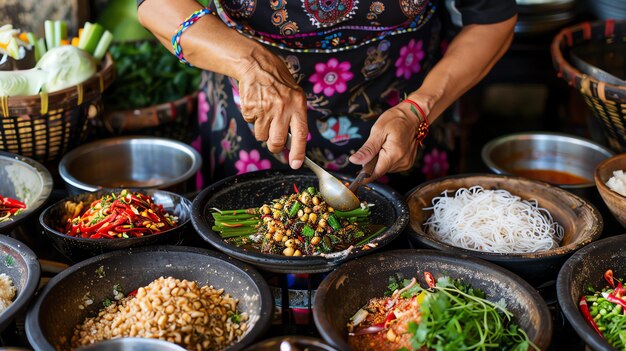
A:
[285,134,361,211]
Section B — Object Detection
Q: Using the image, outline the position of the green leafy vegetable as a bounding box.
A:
[102,298,112,307]
[0,69,48,96]
[95,265,105,278]
[104,41,201,110]
[404,277,537,351]
[4,255,14,267]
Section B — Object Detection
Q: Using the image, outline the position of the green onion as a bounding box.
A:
[307,187,317,195]
[356,226,387,246]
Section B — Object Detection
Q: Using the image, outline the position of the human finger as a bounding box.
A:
[288,112,308,169]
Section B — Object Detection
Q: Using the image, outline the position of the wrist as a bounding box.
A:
[405,92,435,118]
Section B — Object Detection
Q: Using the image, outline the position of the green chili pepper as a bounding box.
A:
[288,202,301,218]
[307,187,317,195]
[328,214,341,231]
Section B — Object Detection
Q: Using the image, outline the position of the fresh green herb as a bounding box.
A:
[102,298,112,307]
[104,41,202,110]
[230,311,242,324]
[405,277,537,351]
[95,265,105,278]
[4,256,14,268]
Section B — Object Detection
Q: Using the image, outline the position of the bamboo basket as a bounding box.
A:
[551,19,626,152]
[0,54,115,163]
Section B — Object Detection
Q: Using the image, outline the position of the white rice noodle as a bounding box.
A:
[424,186,564,254]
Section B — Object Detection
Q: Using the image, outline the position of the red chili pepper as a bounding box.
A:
[580,296,603,337]
[607,294,626,310]
[293,183,299,193]
[424,272,436,289]
[605,269,615,288]
[383,311,397,327]
[297,235,305,243]
[128,289,138,297]
[2,197,26,209]
[615,282,626,297]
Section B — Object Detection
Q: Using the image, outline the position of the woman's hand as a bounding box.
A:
[237,49,308,169]
[137,0,308,169]
[349,101,425,182]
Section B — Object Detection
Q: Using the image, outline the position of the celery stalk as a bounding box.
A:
[77,22,92,49]
[34,38,46,62]
[44,20,55,49]
[79,23,104,55]
[54,20,67,47]
[93,30,113,61]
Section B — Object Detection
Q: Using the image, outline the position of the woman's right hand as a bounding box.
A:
[236,48,308,170]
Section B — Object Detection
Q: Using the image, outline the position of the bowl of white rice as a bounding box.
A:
[595,153,626,228]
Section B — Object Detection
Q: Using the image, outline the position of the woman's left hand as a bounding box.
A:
[349,102,424,182]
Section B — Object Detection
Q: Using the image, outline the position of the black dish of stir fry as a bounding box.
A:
[211,185,385,257]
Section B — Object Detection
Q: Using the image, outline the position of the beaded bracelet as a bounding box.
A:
[172,8,214,66]
[401,98,429,144]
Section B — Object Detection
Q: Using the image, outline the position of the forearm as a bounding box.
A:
[137,0,263,79]
[407,15,517,122]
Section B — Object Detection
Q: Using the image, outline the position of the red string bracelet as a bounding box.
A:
[401,98,429,144]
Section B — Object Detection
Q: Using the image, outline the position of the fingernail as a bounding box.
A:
[290,159,303,169]
[349,152,362,162]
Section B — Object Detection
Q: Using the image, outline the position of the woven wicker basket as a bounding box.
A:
[551,19,626,152]
[0,54,115,163]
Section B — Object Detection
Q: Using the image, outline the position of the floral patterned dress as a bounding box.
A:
[193,0,459,192]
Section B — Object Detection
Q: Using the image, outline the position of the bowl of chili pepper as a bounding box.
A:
[0,151,53,233]
[557,234,626,351]
[39,189,191,261]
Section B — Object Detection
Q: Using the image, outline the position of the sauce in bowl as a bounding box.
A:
[512,169,590,185]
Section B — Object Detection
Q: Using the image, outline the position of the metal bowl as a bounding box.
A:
[406,174,603,287]
[313,249,553,350]
[191,169,409,274]
[243,336,339,351]
[0,235,40,333]
[557,235,626,351]
[75,338,186,351]
[481,132,614,198]
[25,246,273,351]
[39,189,192,262]
[0,152,53,233]
[58,136,201,195]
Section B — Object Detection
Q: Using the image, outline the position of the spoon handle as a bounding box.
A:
[348,155,378,193]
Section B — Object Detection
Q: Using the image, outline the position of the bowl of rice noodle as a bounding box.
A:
[406,174,602,287]
[595,153,626,228]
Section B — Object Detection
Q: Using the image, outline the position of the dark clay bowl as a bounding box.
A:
[191,169,409,274]
[0,151,53,233]
[244,336,339,351]
[313,249,553,351]
[25,246,273,351]
[39,189,191,262]
[0,235,40,333]
[557,235,626,351]
[406,174,603,286]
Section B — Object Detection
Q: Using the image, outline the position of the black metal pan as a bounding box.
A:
[191,170,409,274]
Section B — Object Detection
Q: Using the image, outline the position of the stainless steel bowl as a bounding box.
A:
[482,132,614,191]
[59,136,201,195]
[0,151,53,232]
[75,338,186,351]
